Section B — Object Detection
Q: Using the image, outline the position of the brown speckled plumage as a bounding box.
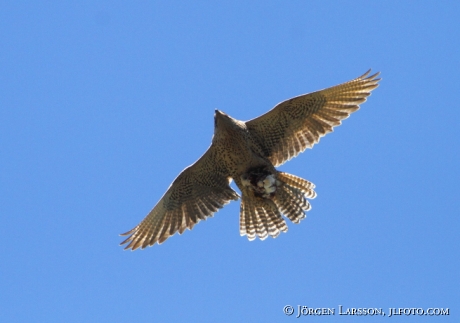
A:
[120,70,380,250]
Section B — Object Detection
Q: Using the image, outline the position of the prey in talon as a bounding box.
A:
[241,166,280,199]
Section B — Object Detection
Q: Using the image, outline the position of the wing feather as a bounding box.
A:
[246,70,380,166]
[120,146,239,250]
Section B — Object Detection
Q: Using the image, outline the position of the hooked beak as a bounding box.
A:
[214,109,227,127]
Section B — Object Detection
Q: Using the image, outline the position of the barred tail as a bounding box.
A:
[239,171,316,241]
[273,172,316,223]
[240,193,288,241]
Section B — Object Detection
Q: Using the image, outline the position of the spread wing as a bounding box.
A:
[120,146,239,250]
[246,70,380,166]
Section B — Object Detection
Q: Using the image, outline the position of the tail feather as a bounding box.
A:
[278,172,316,199]
[259,207,277,238]
[274,187,305,224]
[255,206,269,240]
[240,189,288,240]
[239,171,316,241]
[239,202,247,237]
[263,203,287,238]
[283,184,311,211]
[241,196,256,240]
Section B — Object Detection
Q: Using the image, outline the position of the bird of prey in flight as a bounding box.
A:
[120,70,380,250]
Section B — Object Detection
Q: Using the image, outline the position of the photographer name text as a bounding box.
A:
[283,305,449,318]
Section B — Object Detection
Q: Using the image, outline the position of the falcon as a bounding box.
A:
[120,70,380,250]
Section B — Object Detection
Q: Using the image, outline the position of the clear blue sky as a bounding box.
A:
[1,2,459,322]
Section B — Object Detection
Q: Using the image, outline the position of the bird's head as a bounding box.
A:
[213,110,245,141]
[214,109,230,125]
